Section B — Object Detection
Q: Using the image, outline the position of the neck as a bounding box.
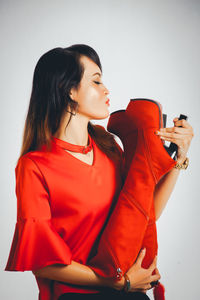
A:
[53,112,90,146]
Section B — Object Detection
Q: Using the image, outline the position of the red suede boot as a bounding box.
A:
[102,107,159,271]
[125,99,167,300]
[104,102,166,299]
[89,99,176,291]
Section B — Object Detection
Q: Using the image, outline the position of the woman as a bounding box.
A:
[5,44,194,300]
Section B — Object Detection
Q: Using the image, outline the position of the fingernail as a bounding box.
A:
[154,131,160,135]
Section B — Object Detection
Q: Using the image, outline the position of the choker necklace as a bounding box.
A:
[52,134,93,154]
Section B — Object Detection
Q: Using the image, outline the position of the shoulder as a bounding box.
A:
[16,143,54,169]
[15,152,44,177]
[15,152,49,193]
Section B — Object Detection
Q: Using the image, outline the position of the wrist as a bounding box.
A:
[176,156,187,164]
[122,273,131,292]
[111,276,125,291]
[174,157,189,170]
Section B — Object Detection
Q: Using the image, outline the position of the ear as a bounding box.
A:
[69,86,78,101]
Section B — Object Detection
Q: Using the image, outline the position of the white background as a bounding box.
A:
[1,0,200,299]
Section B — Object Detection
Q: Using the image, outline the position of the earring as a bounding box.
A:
[66,97,78,116]
[66,110,76,116]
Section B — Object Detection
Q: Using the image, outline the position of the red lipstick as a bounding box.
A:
[106,99,110,106]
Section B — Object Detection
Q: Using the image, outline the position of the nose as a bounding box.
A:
[103,85,109,95]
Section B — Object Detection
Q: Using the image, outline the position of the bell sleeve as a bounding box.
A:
[5,155,72,272]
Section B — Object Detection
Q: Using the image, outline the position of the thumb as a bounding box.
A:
[149,255,157,273]
[173,117,179,122]
[136,248,146,266]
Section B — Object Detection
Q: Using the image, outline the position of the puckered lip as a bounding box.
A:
[105,98,110,104]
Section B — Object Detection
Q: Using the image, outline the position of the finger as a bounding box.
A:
[148,255,157,273]
[173,119,192,129]
[134,284,152,291]
[159,127,193,135]
[160,137,188,148]
[158,132,185,140]
[150,273,161,282]
[154,267,161,277]
[144,283,152,290]
[173,117,179,122]
[132,288,147,293]
[136,248,146,266]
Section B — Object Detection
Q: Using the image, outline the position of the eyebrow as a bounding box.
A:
[92,72,102,77]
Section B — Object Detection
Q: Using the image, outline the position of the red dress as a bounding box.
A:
[5,133,124,300]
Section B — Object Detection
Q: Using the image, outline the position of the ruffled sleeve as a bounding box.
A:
[5,155,72,272]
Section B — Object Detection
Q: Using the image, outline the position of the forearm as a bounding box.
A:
[154,167,181,220]
[154,116,193,220]
[32,260,124,291]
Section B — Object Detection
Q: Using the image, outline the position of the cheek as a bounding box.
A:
[88,85,101,98]
[79,86,102,107]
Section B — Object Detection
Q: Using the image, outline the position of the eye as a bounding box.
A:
[94,81,102,85]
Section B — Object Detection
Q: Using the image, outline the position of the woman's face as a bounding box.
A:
[70,55,110,120]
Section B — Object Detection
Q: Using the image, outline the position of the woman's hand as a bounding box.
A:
[126,248,161,293]
[112,248,161,293]
[156,118,194,163]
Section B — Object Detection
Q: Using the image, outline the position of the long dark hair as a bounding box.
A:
[19,44,122,163]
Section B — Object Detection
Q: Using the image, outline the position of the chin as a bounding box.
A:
[91,110,110,120]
